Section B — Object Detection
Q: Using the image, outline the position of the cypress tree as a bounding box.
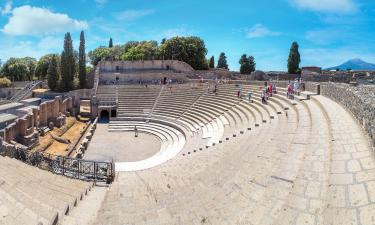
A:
[60,32,75,91]
[287,41,301,74]
[209,56,215,69]
[47,55,58,91]
[109,38,113,48]
[217,52,228,69]
[79,31,86,88]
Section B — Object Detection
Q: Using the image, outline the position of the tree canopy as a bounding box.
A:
[88,36,209,70]
[239,54,256,74]
[35,54,59,80]
[217,52,228,69]
[287,41,301,74]
[1,57,37,81]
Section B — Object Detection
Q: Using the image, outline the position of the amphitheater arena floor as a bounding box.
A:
[84,123,161,162]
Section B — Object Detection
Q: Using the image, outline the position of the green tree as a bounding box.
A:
[239,55,256,74]
[35,54,58,80]
[47,55,59,91]
[217,52,228,69]
[60,32,75,91]
[160,36,208,70]
[109,38,113,48]
[239,54,251,74]
[0,77,11,87]
[23,57,37,80]
[287,41,301,74]
[249,56,256,73]
[1,57,36,81]
[79,31,86,88]
[121,41,159,61]
[209,56,215,69]
[88,46,113,66]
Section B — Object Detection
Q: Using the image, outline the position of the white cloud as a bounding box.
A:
[1,0,12,15]
[115,9,155,21]
[2,5,88,36]
[246,24,281,38]
[290,0,357,13]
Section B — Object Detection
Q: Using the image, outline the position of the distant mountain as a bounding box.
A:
[326,58,375,71]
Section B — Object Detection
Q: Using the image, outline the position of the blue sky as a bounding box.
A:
[0,0,374,71]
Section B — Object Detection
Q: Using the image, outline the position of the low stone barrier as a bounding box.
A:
[75,117,98,158]
[317,83,375,147]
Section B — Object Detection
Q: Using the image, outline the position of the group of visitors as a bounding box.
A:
[261,83,277,104]
[287,78,304,99]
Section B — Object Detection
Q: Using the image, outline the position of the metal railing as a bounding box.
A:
[14,148,115,184]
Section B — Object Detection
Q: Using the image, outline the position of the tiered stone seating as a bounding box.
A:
[116,85,162,117]
[91,84,375,225]
[108,120,186,171]
[0,156,93,225]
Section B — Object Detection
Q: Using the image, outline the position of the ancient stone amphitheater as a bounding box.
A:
[0,66,374,225]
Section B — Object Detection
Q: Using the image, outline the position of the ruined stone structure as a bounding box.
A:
[98,60,194,73]
[2,96,73,147]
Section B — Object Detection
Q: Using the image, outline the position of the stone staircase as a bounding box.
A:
[0,156,94,225]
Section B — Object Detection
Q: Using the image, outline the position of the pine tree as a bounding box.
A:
[287,41,301,74]
[47,55,58,91]
[217,52,228,69]
[109,38,113,48]
[60,32,75,91]
[239,54,250,74]
[79,31,86,88]
[248,56,256,73]
[209,56,215,69]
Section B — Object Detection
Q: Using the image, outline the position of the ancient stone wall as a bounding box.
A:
[98,60,194,73]
[2,96,73,147]
[317,83,375,147]
[99,71,189,84]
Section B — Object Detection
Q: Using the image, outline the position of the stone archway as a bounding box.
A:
[99,110,110,123]
[111,110,117,118]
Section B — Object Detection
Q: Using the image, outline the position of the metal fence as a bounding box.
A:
[14,148,115,184]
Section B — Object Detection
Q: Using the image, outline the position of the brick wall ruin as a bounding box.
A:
[2,96,73,147]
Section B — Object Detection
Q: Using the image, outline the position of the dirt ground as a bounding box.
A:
[33,117,87,156]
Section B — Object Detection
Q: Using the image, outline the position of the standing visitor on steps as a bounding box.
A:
[269,84,273,97]
[262,90,268,104]
[248,92,252,103]
[287,83,292,99]
[134,126,138,138]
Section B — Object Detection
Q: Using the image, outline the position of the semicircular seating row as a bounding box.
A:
[96,84,296,171]
[94,83,375,225]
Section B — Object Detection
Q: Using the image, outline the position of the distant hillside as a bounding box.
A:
[326,58,375,71]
